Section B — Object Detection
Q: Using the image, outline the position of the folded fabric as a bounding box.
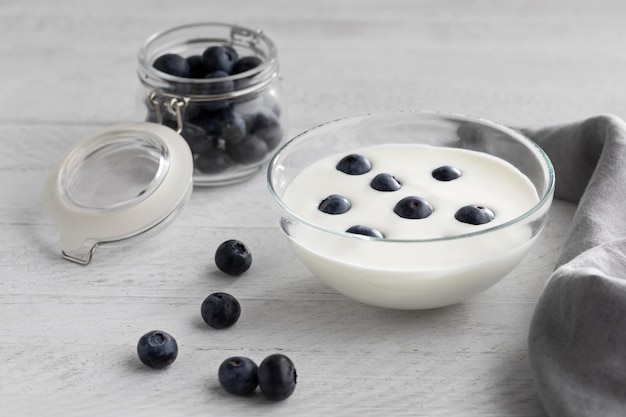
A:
[522,115,626,417]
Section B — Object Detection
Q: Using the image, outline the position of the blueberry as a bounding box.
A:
[393,196,433,219]
[202,100,233,113]
[202,70,234,94]
[232,56,263,75]
[218,356,259,396]
[226,135,269,164]
[223,44,239,61]
[336,154,372,175]
[201,292,241,329]
[318,194,351,214]
[195,148,234,174]
[455,205,495,225]
[215,239,252,276]
[188,115,221,142]
[370,173,401,191]
[152,53,190,77]
[186,54,206,78]
[184,101,205,121]
[432,165,462,181]
[180,122,217,154]
[346,225,384,238]
[246,111,283,151]
[137,330,178,369]
[217,109,247,143]
[258,354,297,401]
[202,45,238,74]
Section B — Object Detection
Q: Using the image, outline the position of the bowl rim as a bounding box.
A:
[267,110,555,243]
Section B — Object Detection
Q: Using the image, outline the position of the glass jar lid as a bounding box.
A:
[43,122,193,265]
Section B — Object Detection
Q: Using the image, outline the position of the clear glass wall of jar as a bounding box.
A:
[137,22,286,186]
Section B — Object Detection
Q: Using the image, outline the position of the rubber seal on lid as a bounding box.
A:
[43,122,193,265]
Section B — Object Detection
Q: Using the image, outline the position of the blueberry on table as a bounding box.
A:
[201,292,241,329]
[258,354,297,401]
[215,239,252,275]
[318,194,351,214]
[393,196,433,219]
[455,205,495,225]
[346,225,384,238]
[232,55,263,74]
[218,356,259,396]
[152,53,190,77]
[336,154,372,175]
[370,173,401,191]
[137,330,178,369]
[202,45,238,74]
[432,165,462,181]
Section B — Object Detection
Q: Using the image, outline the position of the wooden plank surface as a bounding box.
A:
[1,1,624,415]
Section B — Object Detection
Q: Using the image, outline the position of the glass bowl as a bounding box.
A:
[267,111,554,309]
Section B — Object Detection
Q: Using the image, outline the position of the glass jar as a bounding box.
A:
[136,22,286,186]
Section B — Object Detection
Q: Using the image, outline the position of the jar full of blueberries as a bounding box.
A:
[137,22,286,186]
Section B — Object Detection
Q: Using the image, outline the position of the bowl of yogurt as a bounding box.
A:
[267,111,554,309]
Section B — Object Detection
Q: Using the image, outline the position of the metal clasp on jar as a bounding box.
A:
[230,25,262,48]
[147,69,278,134]
[148,91,189,134]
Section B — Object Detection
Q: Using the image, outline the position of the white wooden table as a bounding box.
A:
[2,1,624,415]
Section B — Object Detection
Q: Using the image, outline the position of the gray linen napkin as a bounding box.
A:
[522,114,626,417]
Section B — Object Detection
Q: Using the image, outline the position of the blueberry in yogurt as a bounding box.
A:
[318,194,351,214]
[336,154,372,175]
[455,205,495,225]
[370,173,401,191]
[393,196,433,219]
[432,165,462,181]
[346,225,384,238]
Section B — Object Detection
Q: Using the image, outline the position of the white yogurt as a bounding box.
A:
[280,144,541,309]
[283,144,539,239]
